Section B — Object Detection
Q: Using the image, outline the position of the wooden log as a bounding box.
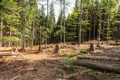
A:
[0,52,19,57]
[76,60,120,74]
[77,56,120,61]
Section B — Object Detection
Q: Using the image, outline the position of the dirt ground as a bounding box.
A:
[0,42,120,80]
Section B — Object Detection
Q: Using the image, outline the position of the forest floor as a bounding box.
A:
[0,41,120,80]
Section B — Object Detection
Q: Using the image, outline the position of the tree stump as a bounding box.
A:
[54,44,60,53]
[88,43,94,54]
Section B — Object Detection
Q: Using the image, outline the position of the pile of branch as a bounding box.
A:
[76,56,120,74]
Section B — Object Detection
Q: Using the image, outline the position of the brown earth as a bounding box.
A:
[0,43,120,80]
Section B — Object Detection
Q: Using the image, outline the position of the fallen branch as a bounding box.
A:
[10,75,21,80]
[64,70,90,79]
[77,56,120,61]
[19,68,37,72]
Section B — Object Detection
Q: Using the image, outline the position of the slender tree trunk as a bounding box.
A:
[78,0,82,45]
[63,0,66,44]
[93,18,96,40]
[107,0,111,41]
[0,21,3,49]
[9,31,12,47]
[98,0,102,46]
[38,31,42,53]
[60,2,63,43]
[21,25,25,49]
[31,10,35,49]
[21,13,26,50]
[45,0,49,48]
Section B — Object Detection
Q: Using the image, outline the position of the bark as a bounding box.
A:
[89,43,94,54]
[54,44,60,53]
[31,10,35,49]
[45,0,49,48]
[98,0,102,47]
[76,60,120,74]
[77,56,120,61]
[9,31,12,47]
[63,0,66,44]
[107,0,111,41]
[38,31,42,53]
[78,0,82,45]
[0,21,3,49]
[0,52,19,56]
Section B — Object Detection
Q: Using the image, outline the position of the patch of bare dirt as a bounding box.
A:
[0,43,120,80]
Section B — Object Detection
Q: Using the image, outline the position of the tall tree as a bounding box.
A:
[78,0,82,45]
[49,3,55,43]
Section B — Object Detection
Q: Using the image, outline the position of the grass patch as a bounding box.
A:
[64,48,88,66]
[65,56,76,66]
[116,52,120,57]
[88,70,103,79]
[62,67,79,74]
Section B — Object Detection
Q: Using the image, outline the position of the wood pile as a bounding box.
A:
[76,55,120,74]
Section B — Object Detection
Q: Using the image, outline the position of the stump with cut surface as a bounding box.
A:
[54,44,60,53]
[88,43,94,54]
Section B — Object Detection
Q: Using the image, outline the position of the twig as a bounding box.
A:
[10,75,21,80]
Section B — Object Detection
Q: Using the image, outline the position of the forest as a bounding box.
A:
[0,0,120,80]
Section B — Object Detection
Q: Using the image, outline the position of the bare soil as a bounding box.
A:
[0,43,120,80]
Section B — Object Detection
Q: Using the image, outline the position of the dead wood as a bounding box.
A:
[19,68,37,72]
[76,60,120,74]
[89,43,94,54]
[0,52,19,57]
[64,70,90,79]
[77,56,120,61]
[10,75,21,80]
[54,44,60,53]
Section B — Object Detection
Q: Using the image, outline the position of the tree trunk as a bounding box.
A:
[63,0,66,44]
[107,0,111,41]
[76,60,120,74]
[9,31,12,47]
[0,21,3,49]
[38,31,42,53]
[77,56,120,61]
[97,0,102,47]
[93,18,96,40]
[31,10,35,49]
[45,0,49,48]
[78,0,82,45]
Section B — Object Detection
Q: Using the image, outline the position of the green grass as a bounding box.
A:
[116,52,120,57]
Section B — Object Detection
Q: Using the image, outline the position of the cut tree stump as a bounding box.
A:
[88,43,94,54]
[77,56,120,61]
[54,44,60,53]
[76,60,120,74]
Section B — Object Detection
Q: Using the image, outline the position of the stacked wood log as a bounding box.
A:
[0,47,19,57]
[76,56,120,74]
